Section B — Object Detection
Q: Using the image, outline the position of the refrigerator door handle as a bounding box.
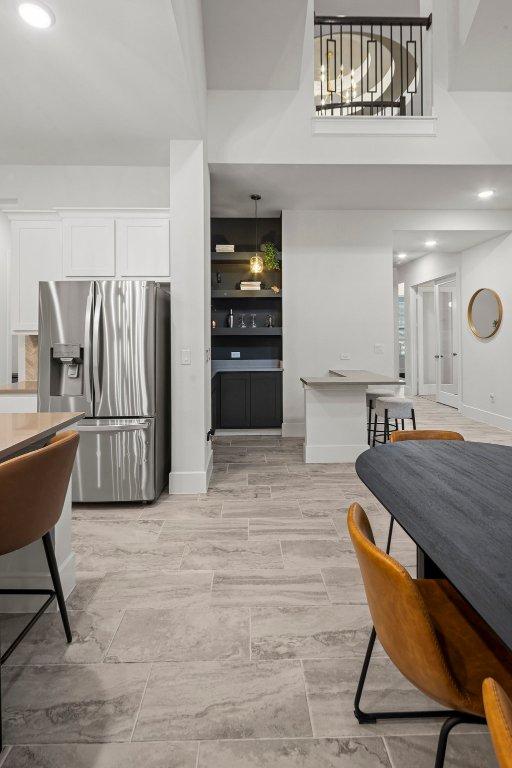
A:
[92,292,102,403]
[83,285,94,405]
[76,421,151,433]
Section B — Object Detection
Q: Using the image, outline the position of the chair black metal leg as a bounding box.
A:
[367,400,373,446]
[42,532,72,643]
[385,516,394,554]
[401,418,405,429]
[372,414,378,447]
[354,627,378,723]
[384,410,389,443]
[395,418,399,431]
[434,715,486,768]
[411,408,417,429]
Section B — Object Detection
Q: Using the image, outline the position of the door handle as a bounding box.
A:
[77,421,150,433]
[92,293,102,402]
[83,286,94,404]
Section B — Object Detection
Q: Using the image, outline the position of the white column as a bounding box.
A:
[168,139,212,494]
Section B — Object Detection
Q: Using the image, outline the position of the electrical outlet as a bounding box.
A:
[180,349,191,365]
[231,351,241,359]
[489,393,496,403]
[340,353,351,360]
[374,343,384,355]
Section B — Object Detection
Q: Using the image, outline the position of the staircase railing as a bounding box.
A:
[314,14,432,117]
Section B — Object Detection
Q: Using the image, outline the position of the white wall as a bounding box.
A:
[397,232,512,429]
[282,210,395,435]
[169,139,212,493]
[460,234,512,429]
[0,165,169,209]
[207,0,512,165]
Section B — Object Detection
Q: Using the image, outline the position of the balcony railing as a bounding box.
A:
[314,14,432,117]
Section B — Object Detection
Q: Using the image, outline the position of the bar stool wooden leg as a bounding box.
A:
[42,532,72,643]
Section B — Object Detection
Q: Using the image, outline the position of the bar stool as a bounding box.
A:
[483,678,512,768]
[372,396,416,446]
[365,389,392,446]
[347,502,512,768]
[0,430,79,751]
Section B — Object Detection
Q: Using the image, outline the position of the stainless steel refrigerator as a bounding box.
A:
[38,280,171,502]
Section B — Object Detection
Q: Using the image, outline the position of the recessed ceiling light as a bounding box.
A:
[478,189,495,199]
[425,239,437,247]
[396,252,407,260]
[18,1,55,29]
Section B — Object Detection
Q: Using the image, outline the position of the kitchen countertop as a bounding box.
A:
[0,411,84,461]
[301,369,404,386]
[0,380,38,395]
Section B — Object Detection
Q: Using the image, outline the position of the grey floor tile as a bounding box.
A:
[212,570,328,606]
[299,500,351,518]
[198,737,392,767]
[73,505,144,521]
[281,539,357,568]
[181,541,283,570]
[2,742,198,767]
[384,733,497,767]
[209,471,249,488]
[322,567,368,604]
[222,500,301,519]
[0,608,123,665]
[271,485,363,500]
[205,485,271,499]
[159,519,248,542]
[2,663,149,744]
[250,519,338,540]
[134,660,312,741]
[251,604,374,659]
[73,519,184,572]
[302,657,468,737]
[139,501,222,520]
[105,606,249,662]
[66,572,106,610]
[88,570,213,610]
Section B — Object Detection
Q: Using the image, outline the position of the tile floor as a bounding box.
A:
[1,397,509,767]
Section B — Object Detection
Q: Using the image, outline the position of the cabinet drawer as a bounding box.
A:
[250,372,282,428]
[219,373,251,428]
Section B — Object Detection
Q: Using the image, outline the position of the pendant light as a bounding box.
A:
[249,194,264,274]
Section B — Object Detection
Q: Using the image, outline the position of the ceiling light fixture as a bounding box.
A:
[18,1,55,28]
[396,252,407,260]
[425,240,437,247]
[478,189,495,199]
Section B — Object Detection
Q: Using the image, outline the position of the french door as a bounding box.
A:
[435,279,460,408]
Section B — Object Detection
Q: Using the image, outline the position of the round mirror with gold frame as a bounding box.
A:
[468,288,503,339]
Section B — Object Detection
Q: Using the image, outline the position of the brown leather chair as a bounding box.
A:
[348,502,512,768]
[483,678,512,768]
[390,429,464,443]
[0,430,79,651]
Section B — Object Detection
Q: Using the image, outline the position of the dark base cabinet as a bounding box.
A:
[213,371,282,429]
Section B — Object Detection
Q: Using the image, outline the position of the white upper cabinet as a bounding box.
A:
[63,217,115,277]
[10,217,62,332]
[117,217,170,277]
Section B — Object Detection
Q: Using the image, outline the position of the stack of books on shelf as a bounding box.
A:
[215,244,235,252]
[240,281,261,291]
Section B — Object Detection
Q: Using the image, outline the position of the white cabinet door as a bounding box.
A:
[117,218,170,277]
[11,220,62,332]
[63,218,115,277]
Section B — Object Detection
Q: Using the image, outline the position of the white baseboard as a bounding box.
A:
[169,451,214,495]
[304,443,368,463]
[0,552,76,614]
[461,403,512,432]
[282,420,305,438]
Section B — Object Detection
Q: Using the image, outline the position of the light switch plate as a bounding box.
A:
[374,343,384,355]
[231,351,241,359]
[340,353,351,360]
[180,349,191,365]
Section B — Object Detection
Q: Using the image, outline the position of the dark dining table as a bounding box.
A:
[356,440,512,651]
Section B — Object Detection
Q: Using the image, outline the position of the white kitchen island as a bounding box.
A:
[301,370,403,463]
[0,411,83,612]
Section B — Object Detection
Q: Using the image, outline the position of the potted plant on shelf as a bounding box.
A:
[262,242,280,271]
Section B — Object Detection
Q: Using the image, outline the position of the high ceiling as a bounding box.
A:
[201,0,308,90]
[210,163,512,216]
[392,229,509,264]
[0,0,203,165]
